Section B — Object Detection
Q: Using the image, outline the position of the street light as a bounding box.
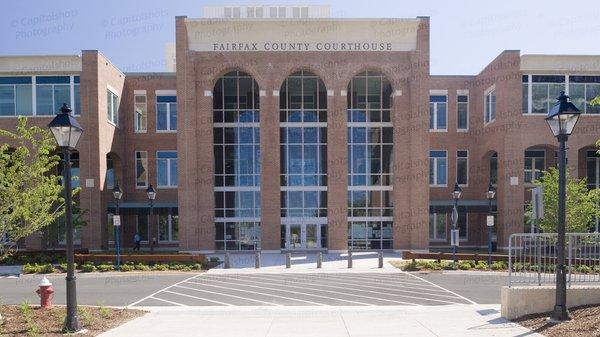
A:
[48,103,83,332]
[486,183,496,267]
[146,184,156,254]
[451,182,462,266]
[545,91,581,322]
[112,183,122,270]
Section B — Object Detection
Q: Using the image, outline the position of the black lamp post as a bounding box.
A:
[112,183,123,269]
[451,182,462,266]
[146,184,156,254]
[486,183,496,267]
[545,91,581,322]
[48,103,83,332]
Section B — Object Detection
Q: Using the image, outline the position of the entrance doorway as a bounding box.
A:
[282,222,324,250]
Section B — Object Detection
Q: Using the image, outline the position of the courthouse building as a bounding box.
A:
[1,6,599,253]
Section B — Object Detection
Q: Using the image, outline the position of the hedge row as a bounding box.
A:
[21,261,203,274]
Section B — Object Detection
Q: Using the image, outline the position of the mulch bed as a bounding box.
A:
[513,304,600,337]
[0,305,146,336]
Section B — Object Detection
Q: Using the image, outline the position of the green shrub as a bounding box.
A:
[134,263,151,271]
[190,263,202,270]
[22,263,54,274]
[22,263,38,274]
[457,261,473,270]
[120,264,135,272]
[152,264,169,271]
[80,263,96,272]
[401,260,420,271]
[38,263,54,273]
[491,261,507,270]
[96,264,114,272]
[474,261,488,270]
[576,265,592,274]
[593,265,600,273]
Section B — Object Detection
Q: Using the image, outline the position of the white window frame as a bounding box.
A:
[484,85,496,125]
[429,150,448,187]
[135,151,148,189]
[456,90,469,132]
[107,87,119,126]
[158,213,178,243]
[524,149,545,184]
[156,151,177,188]
[0,75,81,117]
[456,150,469,187]
[429,91,448,132]
[429,212,447,242]
[134,90,147,133]
[155,94,177,133]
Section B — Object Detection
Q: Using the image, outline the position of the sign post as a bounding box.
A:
[113,215,121,269]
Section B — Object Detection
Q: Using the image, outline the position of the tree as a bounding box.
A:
[526,168,600,233]
[0,118,66,259]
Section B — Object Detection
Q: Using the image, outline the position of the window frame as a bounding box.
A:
[484,86,496,125]
[429,212,447,242]
[429,150,448,187]
[429,94,448,132]
[524,149,546,184]
[456,92,469,131]
[107,88,119,126]
[456,149,469,187]
[135,151,148,189]
[156,94,177,132]
[156,150,178,188]
[134,91,147,133]
[158,213,179,243]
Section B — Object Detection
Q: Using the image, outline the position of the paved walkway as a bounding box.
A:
[100,305,542,337]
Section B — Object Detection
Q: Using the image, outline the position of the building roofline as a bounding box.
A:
[124,72,176,76]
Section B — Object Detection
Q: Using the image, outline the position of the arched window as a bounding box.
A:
[347,70,393,250]
[213,71,261,250]
[279,70,328,249]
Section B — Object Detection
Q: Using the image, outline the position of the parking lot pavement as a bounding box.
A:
[129,272,476,307]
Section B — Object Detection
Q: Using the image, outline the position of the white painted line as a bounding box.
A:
[187,279,373,306]
[333,273,447,289]
[260,272,448,293]
[127,273,202,307]
[162,290,235,306]
[325,274,450,293]
[246,274,464,302]
[403,272,478,305]
[173,285,280,306]
[148,296,187,307]
[203,275,417,306]
[183,280,332,306]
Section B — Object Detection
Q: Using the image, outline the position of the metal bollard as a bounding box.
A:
[255,251,261,269]
[378,251,383,268]
[285,253,291,268]
[317,252,322,269]
[348,250,353,268]
[224,252,230,269]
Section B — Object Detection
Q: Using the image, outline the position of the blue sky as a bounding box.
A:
[1,0,599,75]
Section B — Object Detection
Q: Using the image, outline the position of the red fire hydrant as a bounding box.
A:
[36,277,54,308]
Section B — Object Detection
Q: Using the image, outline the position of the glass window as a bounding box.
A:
[158,212,179,242]
[214,71,261,250]
[107,213,115,243]
[429,150,447,186]
[429,213,447,241]
[136,215,148,242]
[135,151,148,188]
[458,212,468,240]
[484,89,496,123]
[156,151,177,187]
[457,150,468,186]
[347,70,394,249]
[106,155,115,189]
[525,150,545,183]
[107,89,118,125]
[523,75,566,114]
[134,93,147,132]
[429,95,447,131]
[0,76,78,116]
[0,85,15,116]
[457,95,468,130]
[156,95,177,131]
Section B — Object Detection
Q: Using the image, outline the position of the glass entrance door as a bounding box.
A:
[284,223,322,249]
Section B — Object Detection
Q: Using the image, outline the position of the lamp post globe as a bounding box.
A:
[547,91,580,322]
[47,103,82,333]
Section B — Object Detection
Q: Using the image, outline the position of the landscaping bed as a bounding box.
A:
[20,261,205,274]
[0,303,145,336]
[513,304,600,337]
[391,259,600,273]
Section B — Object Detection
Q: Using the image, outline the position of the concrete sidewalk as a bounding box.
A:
[100,305,541,337]
[207,252,402,273]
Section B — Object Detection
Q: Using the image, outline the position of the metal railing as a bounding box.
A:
[508,233,600,287]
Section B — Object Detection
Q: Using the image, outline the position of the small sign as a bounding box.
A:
[531,186,544,220]
[486,215,494,227]
[113,215,121,227]
[510,177,519,186]
[451,229,460,247]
